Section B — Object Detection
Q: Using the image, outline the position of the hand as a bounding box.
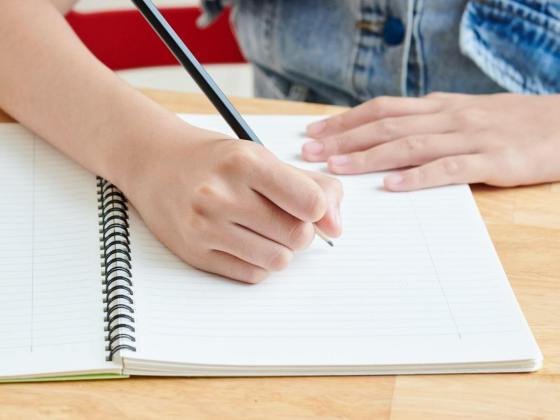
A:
[123,126,343,284]
[302,93,560,191]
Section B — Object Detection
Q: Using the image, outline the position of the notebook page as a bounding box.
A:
[126,115,540,368]
[0,125,120,378]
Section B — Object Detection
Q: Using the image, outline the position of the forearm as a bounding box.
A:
[0,1,344,283]
[0,0,195,189]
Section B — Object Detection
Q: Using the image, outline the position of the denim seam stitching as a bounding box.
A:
[352,0,382,99]
[460,25,534,93]
[474,0,560,34]
[262,0,278,65]
[414,0,427,96]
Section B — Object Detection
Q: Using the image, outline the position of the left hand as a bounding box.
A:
[302,93,560,191]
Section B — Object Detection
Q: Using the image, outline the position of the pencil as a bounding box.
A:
[131,0,333,247]
[131,0,261,143]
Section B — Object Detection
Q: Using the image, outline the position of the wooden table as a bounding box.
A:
[1,90,559,419]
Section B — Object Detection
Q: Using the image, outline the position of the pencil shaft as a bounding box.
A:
[131,0,334,247]
[131,0,262,144]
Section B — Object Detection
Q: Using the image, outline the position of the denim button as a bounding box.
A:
[383,16,405,46]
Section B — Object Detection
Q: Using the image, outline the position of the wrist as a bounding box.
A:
[88,86,194,192]
[106,110,223,200]
[110,115,206,195]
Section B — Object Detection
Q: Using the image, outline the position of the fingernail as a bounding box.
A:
[330,155,350,166]
[303,141,324,156]
[385,173,404,187]
[307,120,327,136]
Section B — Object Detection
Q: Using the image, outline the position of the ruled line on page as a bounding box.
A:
[125,115,527,366]
[0,125,107,368]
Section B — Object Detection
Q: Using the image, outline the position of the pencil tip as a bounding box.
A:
[315,227,334,247]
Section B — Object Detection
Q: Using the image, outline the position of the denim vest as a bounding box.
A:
[201,0,560,106]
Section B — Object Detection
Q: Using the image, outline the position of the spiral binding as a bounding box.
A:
[97,177,137,361]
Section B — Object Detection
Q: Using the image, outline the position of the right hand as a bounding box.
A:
[122,126,343,284]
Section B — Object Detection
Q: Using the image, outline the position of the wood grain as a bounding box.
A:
[1,90,559,420]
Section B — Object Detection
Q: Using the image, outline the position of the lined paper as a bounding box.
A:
[0,125,118,378]
[126,116,540,368]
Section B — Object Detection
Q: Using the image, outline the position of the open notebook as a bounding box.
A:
[0,115,542,382]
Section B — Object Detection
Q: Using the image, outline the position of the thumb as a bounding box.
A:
[300,169,343,238]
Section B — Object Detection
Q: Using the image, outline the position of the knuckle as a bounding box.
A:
[373,96,390,107]
[194,183,217,200]
[456,109,484,128]
[376,118,398,139]
[220,146,261,175]
[305,188,327,221]
[186,211,207,233]
[406,136,425,151]
[370,96,390,118]
[307,173,343,200]
[410,167,425,186]
[191,184,217,213]
[441,156,463,177]
[402,136,426,157]
[288,222,315,250]
[191,199,207,218]
[193,183,228,209]
[328,115,349,132]
[328,134,349,153]
[267,248,293,271]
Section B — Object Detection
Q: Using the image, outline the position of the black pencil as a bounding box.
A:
[131,0,333,246]
[130,0,262,144]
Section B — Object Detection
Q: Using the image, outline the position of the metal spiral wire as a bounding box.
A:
[97,177,136,361]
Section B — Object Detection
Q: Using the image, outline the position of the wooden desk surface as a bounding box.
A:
[1,90,559,419]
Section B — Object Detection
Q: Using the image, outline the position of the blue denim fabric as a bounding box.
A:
[460,0,560,94]
[201,0,560,105]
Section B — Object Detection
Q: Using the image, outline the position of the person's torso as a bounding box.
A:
[203,0,560,105]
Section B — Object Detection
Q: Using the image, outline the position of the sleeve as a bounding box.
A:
[459,0,560,94]
[198,0,232,27]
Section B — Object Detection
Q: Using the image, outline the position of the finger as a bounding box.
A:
[302,170,344,238]
[327,133,476,175]
[249,154,328,223]
[233,190,316,251]
[383,154,490,191]
[302,113,453,162]
[306,96,443,139]
[202,250,269,284]
[212,223,294,272]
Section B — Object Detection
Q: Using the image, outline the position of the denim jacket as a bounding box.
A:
[201,0,560,105]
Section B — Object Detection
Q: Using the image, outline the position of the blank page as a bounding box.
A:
[126,115,541,369]
[0,125,119,379]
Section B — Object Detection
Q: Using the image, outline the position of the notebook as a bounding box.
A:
[0,115,542,382]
